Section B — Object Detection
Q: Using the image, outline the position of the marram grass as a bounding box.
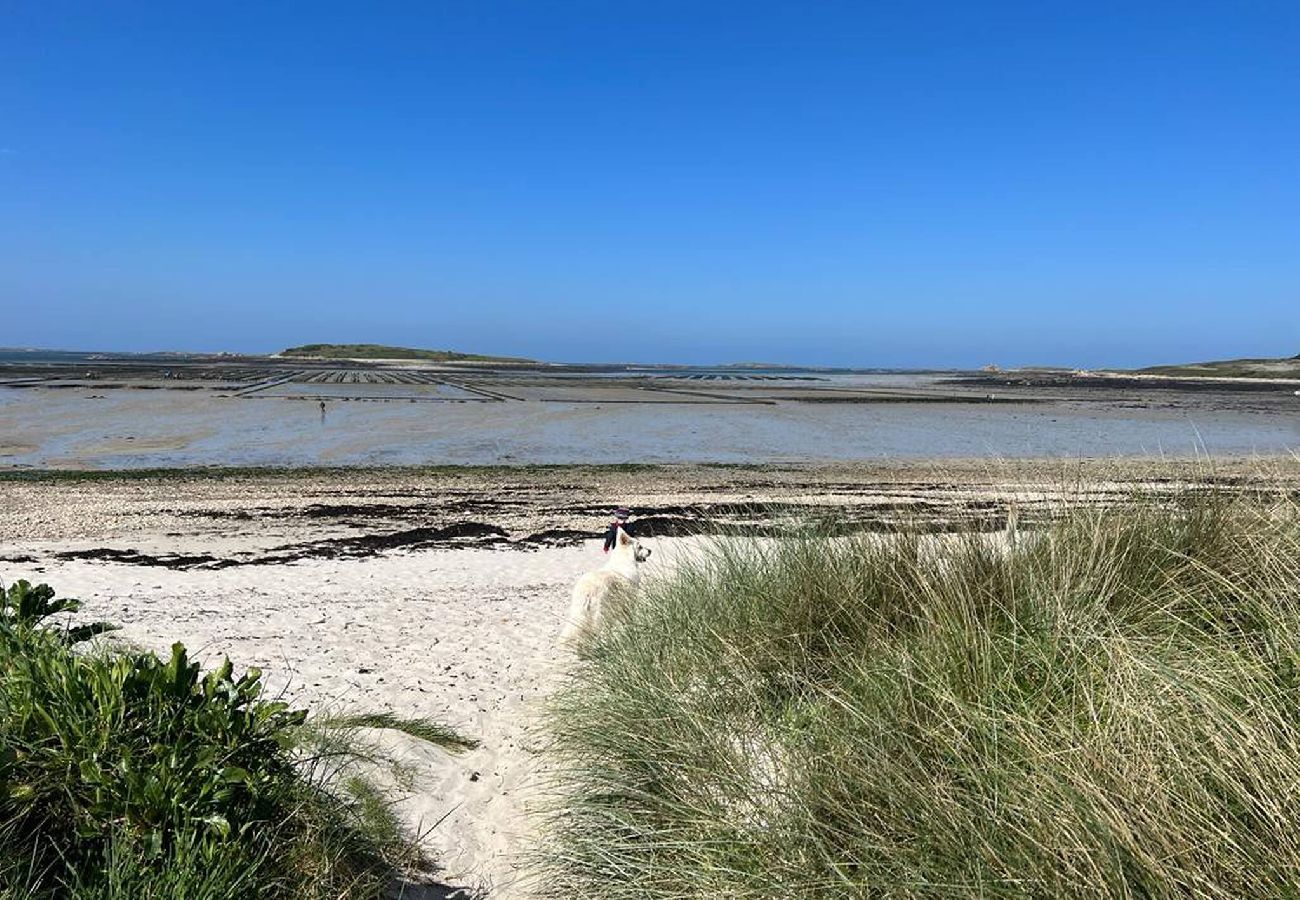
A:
[542,498,1300,899]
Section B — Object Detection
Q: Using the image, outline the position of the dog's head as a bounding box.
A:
[618,527,651,562]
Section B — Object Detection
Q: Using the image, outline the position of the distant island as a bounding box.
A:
[1133,354,1300,380]
[279,343,536,363]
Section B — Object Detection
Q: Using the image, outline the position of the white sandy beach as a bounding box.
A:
[8,537,698,898]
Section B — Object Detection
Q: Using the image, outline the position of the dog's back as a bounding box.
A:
[561,527,649,644]
[561,570,635,643]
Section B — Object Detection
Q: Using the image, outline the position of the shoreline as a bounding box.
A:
[4,452,1300,480]
[5,456,1299,570]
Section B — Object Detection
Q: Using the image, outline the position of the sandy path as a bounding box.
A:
[12,540,687,898]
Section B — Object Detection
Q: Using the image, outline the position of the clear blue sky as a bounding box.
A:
[2,1,1296,367]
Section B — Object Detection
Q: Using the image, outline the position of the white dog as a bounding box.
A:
[561,527,651,643]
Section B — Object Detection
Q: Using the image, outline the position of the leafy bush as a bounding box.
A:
[543,499,1300,898]
[0,580,472,899]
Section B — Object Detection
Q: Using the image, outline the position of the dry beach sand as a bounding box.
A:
[22,543,598,897]
[3,459,1300,896]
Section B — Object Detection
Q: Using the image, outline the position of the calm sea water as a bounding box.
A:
[1,369,1297,468]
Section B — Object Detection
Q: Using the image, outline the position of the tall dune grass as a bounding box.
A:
[543,497,1300,898]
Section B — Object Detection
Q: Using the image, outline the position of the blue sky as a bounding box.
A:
[2,1,1296,367]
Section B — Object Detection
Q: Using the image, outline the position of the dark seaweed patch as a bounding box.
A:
[515,528,597,548]
[55,548,224,568]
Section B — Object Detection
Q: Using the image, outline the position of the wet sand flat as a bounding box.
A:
[2,371,1298,469]
[3,358,1298,469]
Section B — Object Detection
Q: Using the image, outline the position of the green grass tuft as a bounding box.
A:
[321,712,481,752]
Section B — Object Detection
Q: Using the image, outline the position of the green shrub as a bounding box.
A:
[0,580,472,899]
[543,500,1300,898]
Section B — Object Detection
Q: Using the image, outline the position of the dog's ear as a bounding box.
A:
[618,528,631,546]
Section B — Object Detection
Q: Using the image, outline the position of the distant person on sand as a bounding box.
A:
[603,506,632,553]
[319,400,326,419]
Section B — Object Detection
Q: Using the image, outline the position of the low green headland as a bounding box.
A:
[1134,353,1300,379]
[281,343,535,363]
[0,581,473,899]
[546,495,1300,897]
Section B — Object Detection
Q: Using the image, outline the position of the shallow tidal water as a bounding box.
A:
[2,371,1297,469]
